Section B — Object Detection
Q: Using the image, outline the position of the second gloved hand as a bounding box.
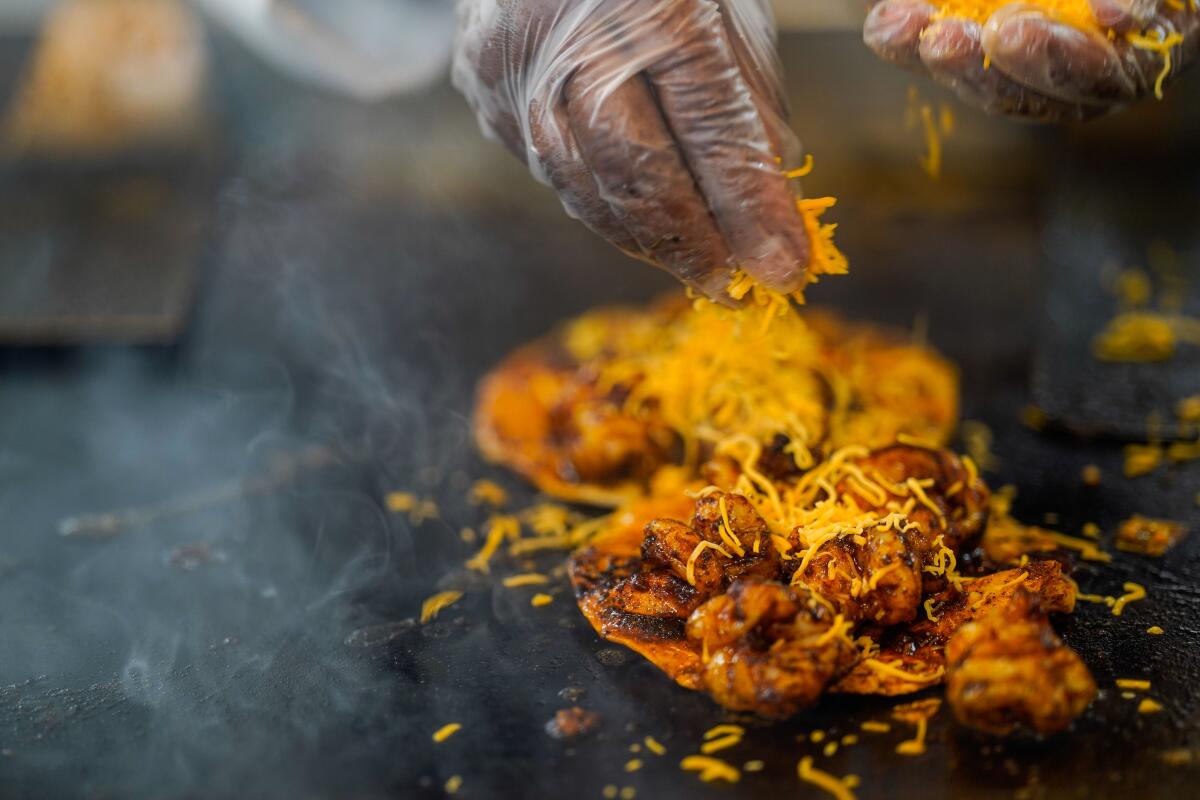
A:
[864,0,1199,122]
[453,0,813,297]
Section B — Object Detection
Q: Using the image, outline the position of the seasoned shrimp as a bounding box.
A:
[847,445,989,556]
[686,580,858,718]
[550,388,673,485]
[946,588,1096,736]
[641,492,781,595]
[791,525,923,626]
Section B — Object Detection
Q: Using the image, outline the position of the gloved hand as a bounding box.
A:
[864,0,1199,122]
[452,0,813,298]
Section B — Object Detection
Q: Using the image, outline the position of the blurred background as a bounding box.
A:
[0,1,1197,798]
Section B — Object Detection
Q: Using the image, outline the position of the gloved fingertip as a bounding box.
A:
[736,237,811,296]
[982,6,1137,102]
[1089,0,1159,32]
[864,0,938,67]
[688,269,738,306]
[918,17,984,70]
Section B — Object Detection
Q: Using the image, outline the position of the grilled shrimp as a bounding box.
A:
[685,580,858,717]
[945,587,1096,735]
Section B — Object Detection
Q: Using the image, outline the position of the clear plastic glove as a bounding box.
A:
[452,0,812,298]
[864,1,1200,122]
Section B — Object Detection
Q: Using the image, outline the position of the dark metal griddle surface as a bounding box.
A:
[0,32,1198,800]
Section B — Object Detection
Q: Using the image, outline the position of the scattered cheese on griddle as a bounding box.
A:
[1081,465,1102,486]
[502,573,549,588]
[619,787,636,800]
[894,721,929,756]
[530,593,553,607]
[602,784,618,799]
[1111,582,1147,616]
[624,759,642,773]
[1138,698,1164,714]
[468,479,508,508]
[809,730,826,743]
[797,756,856,800]
[680,755,741,783]
[860,721,891,733]
[1019,405,1048,431]
[445,775,462,794]
[1124,444,1165,478]
[822,742,839,757]
[1147,625,1165,635]
[891,698,941,757]
[841,734,859,746]
[385,491,439,523]
[700,734,742,755]
[743,760,765,772]
[420,591,463,624]
[466,515,520,573]
[643,736,667,756]
[1116,679,1152,691]
[432,723,461,743]
[1116,516,1188,556]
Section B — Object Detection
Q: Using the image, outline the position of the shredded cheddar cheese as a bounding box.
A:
[700,734,742,755]
[502,573,549,588]
[686,541,733,586]
[703,724,745,740]
[468,479,508,508]
[644,736,667,756]
[862,658,945,685]
[420,591,463,624]
[680,755,741,784]
[1111,582,1147,616]
[432,723,462,743]
[466,514,520,573]
[894,719,929,756]
[1116,678,1151,691]
[1138,698,1164,714]
[530,593,554,607]
[798,756,857,800]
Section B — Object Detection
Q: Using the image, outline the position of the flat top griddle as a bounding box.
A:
[0,31,1197,800]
